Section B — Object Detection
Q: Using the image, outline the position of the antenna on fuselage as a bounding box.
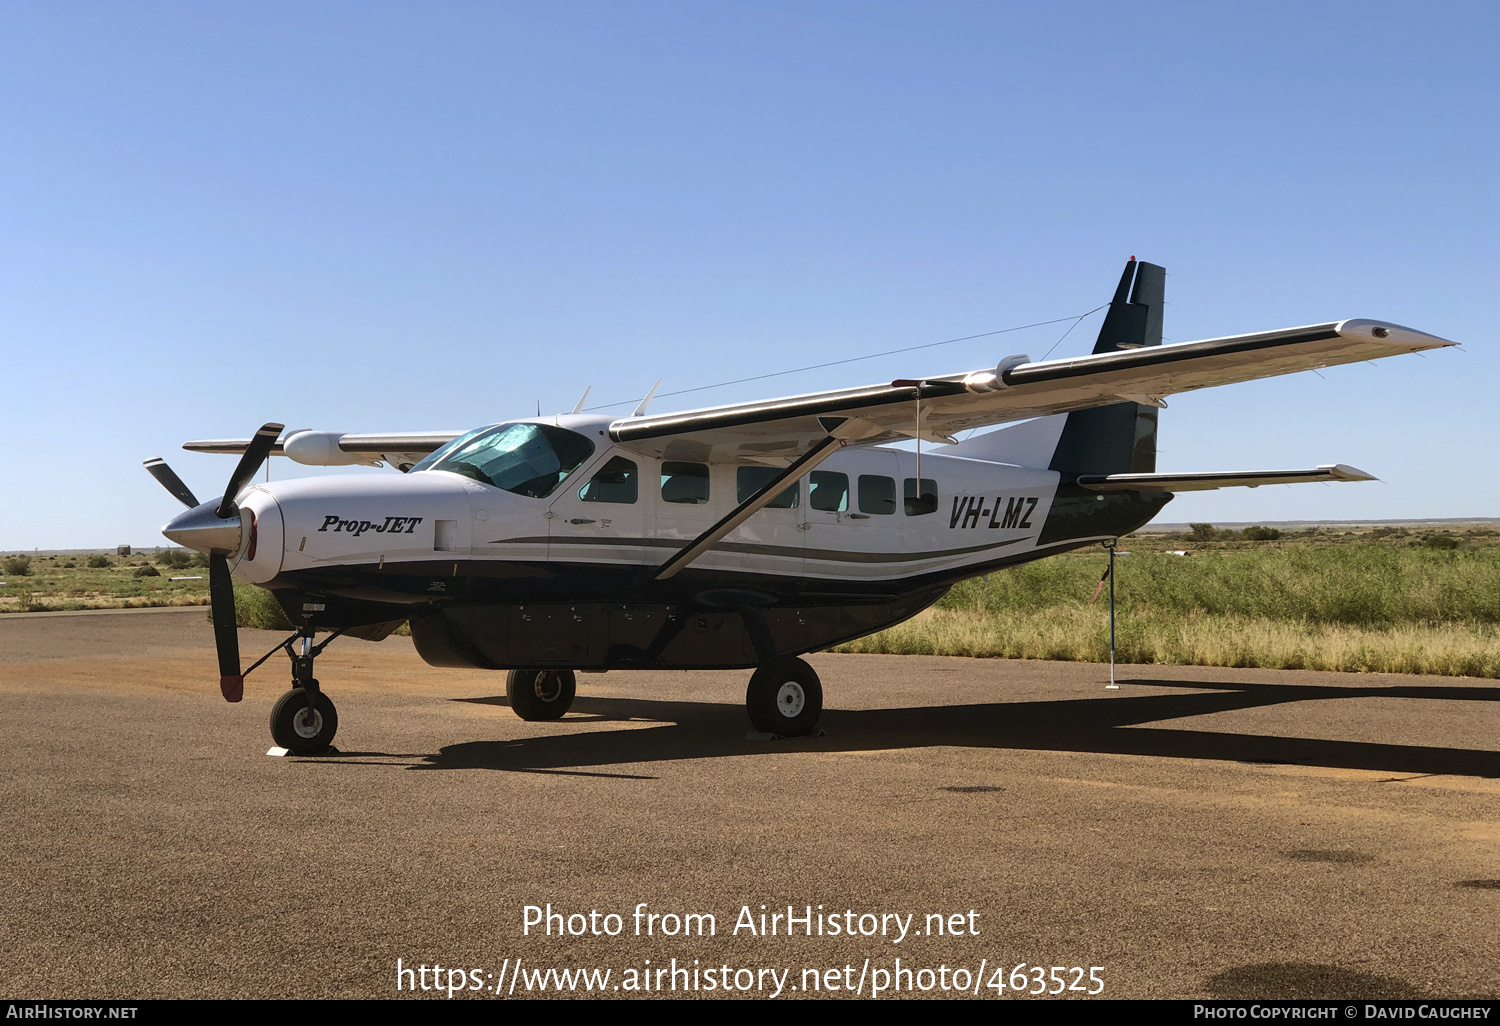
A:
[632,379,662,417]
[570,386,592,415]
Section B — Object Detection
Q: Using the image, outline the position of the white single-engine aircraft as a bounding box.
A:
[144,259,1454,754]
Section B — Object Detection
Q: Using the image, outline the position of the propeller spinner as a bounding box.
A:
[143,422,284,703]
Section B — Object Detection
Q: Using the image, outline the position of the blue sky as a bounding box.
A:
[2,1,1495,548]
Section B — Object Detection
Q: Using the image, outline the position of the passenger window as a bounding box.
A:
[578,456,638,504]
[904,477,938,516]
[858,475,896,515]
[736,467,800,508]
[809,471,849,512]
[661,462,710,504]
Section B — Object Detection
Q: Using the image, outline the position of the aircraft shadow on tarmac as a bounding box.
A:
[372,678,1500,779]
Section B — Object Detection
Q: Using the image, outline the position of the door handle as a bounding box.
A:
[568,518,597,525]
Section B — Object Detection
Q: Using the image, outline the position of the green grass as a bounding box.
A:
[835,535,1500,677]
[939,544,1500,628]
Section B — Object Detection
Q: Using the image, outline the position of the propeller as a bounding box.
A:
[143,458,200,508]
[143,422,284,703]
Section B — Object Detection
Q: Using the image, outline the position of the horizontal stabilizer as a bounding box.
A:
[1075,464,1377,492]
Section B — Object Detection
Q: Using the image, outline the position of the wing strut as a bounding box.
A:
[650,434,847,581]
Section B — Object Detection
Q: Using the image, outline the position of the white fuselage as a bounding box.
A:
[226,415,1089,591]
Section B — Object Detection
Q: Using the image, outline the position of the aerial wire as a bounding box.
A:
[1037,303,1107,362]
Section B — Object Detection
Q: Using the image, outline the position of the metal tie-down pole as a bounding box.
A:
[1106,539,1119,689]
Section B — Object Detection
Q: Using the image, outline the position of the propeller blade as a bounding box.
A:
[216,423,285,518]
[143,458,200,508]
[209,553,243,702]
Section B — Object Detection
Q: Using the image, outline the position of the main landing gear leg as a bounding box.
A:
[269,621,343,755]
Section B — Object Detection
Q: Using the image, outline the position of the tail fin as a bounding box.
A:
[1047,257,1165,478]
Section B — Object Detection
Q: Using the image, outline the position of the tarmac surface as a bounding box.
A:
[1,607,1497,1000]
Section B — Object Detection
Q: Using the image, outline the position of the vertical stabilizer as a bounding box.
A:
[1048,257,1165,477]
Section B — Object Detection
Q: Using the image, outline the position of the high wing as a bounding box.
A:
[607,319,1453,463]
[1076,464,1376,492]
[182,318,1452,468]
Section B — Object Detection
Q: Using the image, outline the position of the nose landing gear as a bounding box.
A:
[257,621,345,755]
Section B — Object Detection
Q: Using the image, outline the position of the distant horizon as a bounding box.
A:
[1139,517,1500,532]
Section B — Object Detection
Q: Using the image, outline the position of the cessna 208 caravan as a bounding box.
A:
[143,259,1454,754]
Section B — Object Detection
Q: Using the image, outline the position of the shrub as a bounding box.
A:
[1422,534,1460,550]
[86,554,112,568]
[1242,526,1282,541]
[2,556,31,576]
[227,583,294,630]
[1189,523,1217,542]
[157,549,196,569]
[134,564,161,578]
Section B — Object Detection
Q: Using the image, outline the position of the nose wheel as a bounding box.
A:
[270,686,339,754]
[746,657,822,737]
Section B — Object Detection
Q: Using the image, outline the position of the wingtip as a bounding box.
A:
[1325,464,1379,483]
[1336,319,1458,350]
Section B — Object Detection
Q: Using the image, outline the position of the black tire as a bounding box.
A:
[507,669,577,721]
[746,657,822,737]
[269,686,338,755]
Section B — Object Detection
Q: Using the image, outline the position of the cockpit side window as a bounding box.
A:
[420,423,595,497]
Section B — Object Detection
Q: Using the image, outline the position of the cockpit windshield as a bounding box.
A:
[410,423,595,498]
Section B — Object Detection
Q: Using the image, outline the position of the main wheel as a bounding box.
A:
[746,657,823,737]
[269,686,338,755]
[507,669,577,721]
